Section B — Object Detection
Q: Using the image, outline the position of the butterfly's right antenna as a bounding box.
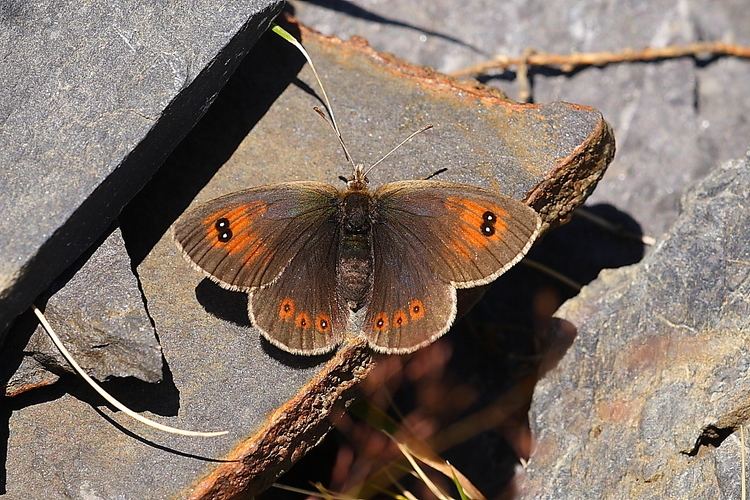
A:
[362,125,434,178]
[271,24,356,170]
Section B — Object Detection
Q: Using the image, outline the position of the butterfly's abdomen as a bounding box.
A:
[337,192,374,311]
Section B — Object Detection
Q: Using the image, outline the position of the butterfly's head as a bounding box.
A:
[347,164,369,191]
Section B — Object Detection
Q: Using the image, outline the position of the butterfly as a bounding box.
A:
[173,147,541,355]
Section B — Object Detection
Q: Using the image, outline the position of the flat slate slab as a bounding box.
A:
[1,227,161,397]
[3,20,614,498]
[0,0,284,342]
[520,155,750,498]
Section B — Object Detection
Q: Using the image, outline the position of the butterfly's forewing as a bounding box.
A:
[362,180,541,353]
[250,220,347,354]
[173,182,339,291]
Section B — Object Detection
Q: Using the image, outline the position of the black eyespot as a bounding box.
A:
[215,218,230,230]
[482,211,496,223]
[481,223,495,236]
[377,319,384,327]
[413,305,420,313]
[320,319,328,329]
[396,317,403,325]
[283,304,291,312]
[218,230,233,242]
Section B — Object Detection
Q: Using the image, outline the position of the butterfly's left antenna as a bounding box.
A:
[313,106,356,169]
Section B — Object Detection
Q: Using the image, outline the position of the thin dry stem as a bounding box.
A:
[575,207,656,246]
[522,258,582,291]
[451,41,750,78]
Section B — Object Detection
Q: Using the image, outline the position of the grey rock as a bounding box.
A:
[293,0,750,236]
[520,155,750,498]
[0,0,285,341]
[2,227,161,397]
[3,22,613,498]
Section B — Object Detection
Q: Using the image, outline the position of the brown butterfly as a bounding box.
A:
[173,134,541,355]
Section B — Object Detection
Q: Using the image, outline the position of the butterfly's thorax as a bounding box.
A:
[337,190,374,311]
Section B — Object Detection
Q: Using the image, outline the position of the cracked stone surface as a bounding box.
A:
[0,0,284,342]
[1,228,162,398]
[520,155,750,498]
[294,0,750,237]
[2,19,613,498]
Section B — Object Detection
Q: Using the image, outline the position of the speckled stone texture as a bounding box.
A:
[2,19,613,498]
[0,0,284,340]
[521,156,750,498]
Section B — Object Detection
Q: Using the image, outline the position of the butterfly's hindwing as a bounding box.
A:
[363,223,456,353]
[250,219,347,355]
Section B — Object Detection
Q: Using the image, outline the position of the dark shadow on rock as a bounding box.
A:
[260,337,335,369]
[195,279,251,328]
[0,222,179,418]
[0,226,112,391]
[90,406,238,463]
[0,310,40,394]
[0,363,182,491]
[5,359,180,418]
[120,23,308,266]
[293,1,486,55]
[293,77,325,107]
[534,203,647,287]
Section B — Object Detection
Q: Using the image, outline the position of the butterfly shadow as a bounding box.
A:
[195,278,334,369]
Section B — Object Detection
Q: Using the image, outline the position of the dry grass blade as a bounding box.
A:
[392,436,453,500]
[391,433,486,500]
[32,304,228,438]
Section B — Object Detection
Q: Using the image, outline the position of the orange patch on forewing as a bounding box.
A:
[373,313,389,332]
[295,312,311,330]
[408,299,425,321]
[203,201,268,255]
[315,313,332,334]
[444,197,509,250]
[279,298,295,320]
[392,310,408,328]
